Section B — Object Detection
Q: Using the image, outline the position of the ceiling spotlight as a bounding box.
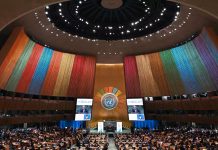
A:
[46,6,49,9]
[59,3,62,6]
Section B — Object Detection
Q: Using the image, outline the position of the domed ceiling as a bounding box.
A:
[1,0,218,63]
[46,0,179,40]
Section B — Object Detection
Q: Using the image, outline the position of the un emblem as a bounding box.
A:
[101,93,118,110]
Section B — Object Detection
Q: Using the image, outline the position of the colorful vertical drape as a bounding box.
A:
[68,56,96,97]
[124,56,141,98]
[136,55,161,96]
[0,28,96,97]
[41,51,63,96]
[124,27,218,97]
[0,29,29,89]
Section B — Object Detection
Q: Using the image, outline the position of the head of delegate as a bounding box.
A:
[131,105,141,114]
[80,105,89,113]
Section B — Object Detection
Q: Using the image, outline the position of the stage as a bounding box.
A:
[90,128,131,134]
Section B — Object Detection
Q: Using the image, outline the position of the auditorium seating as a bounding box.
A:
[115,128,218,150]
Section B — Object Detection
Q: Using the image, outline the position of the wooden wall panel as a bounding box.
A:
[146,114,218,125]
[144,98,218,110]
[0,96,76,110]
[0,114,74,126]
[89,64,131,128]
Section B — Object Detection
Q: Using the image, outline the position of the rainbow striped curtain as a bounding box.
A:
[124,27,218,97]
[0,27,96,97]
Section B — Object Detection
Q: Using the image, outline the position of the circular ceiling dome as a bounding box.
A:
[46,0,180,41]
[101,0,123,9]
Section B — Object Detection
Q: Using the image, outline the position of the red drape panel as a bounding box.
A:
[68,56,96,97]
[68,55,86,97]
[124,56,141,98]
[0,27,21,66]
[80,56,96,97]
[41,51,63,96]
[16,44,44,93]
[205,27,218,51]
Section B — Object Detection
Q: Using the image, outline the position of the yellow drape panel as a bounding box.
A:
[53,53,75,96]
[0,29,28,88]
[148,53,171,96]
[136,55,160,96]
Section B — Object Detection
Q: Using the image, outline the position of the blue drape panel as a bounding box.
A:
[134,120,158,130]
[171,46,201,93]
[28,48,53,94]
[59,120,85,129]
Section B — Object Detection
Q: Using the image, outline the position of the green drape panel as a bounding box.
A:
[160,50,185,95]
[5,40,35,91]
[148,53,171,96]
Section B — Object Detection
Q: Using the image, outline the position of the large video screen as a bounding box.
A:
[127,98,145,121]
[75,98,93,121]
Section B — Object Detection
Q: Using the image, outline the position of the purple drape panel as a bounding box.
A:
[193,35,218,89]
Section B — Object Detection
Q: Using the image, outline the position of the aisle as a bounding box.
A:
[108,137,117,150]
